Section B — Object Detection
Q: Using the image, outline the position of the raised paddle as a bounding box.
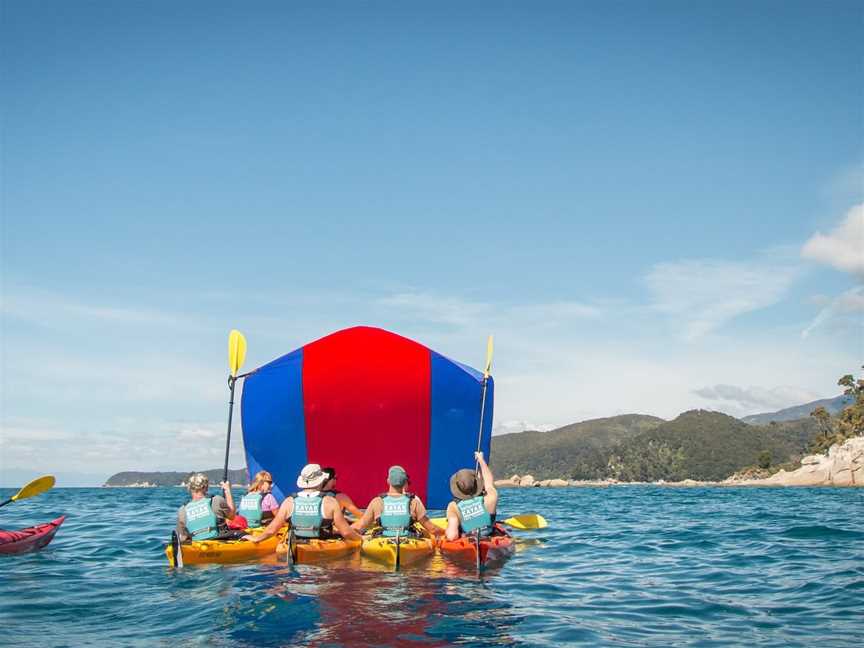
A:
[223,329,247,483]
[428,513,548,531]
[0,475,55,508]
[474,335,494,472]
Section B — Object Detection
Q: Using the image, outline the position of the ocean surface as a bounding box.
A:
[1,486,862,647]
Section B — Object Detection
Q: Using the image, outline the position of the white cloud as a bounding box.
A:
[801,286,864,339]
[493,419,556,436]
[377,292,601,331]
[1,290,183,328]
[693,384,820,416]
[645,258,800,340]
[801,203,864,276]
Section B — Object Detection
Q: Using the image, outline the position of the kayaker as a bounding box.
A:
[245,463,361,544]
[351,466,443,538]
[176,473,241,542]
[445,451,499,541]
[321,467,363,518]
[237,470,280,527]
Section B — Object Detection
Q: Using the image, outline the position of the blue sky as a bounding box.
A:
[2,1,862,485]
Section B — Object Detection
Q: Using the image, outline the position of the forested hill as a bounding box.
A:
[104,468,248,487]
[490,414,665,480]
[490,411,821,482]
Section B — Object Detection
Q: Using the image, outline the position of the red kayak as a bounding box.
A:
[439,523,515,568]
[0,516,66,555]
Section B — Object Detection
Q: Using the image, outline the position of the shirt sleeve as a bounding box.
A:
[176,505,190,542]
[211,495,232,520]
[261,493,279,511]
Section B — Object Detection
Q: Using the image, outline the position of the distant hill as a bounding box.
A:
[490,410,822,482]
[104,468,248,487]
[608,410,820,482]
[742,394,852,425]
[490,414,665,480]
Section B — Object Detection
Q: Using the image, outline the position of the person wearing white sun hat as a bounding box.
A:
[245,463,361,544]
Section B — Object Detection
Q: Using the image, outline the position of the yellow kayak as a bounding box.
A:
[362,534,436,567]
[276,536,361,563]
[165,527,286,567]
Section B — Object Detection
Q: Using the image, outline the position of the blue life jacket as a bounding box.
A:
[238,492,263,527]
[185,497,219,541]
[378,494,413,537]
[291,492,324,539]
[455,496,492,536]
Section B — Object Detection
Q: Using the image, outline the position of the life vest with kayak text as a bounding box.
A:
[185,497,219,541]
[456,496,492,535]
[378,494,413,537]
[238,492,263,527]
[292,492,324,539]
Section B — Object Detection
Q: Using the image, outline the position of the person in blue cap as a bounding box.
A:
[352,466,443,538]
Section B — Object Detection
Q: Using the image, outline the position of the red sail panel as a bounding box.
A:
[301,327,432,508]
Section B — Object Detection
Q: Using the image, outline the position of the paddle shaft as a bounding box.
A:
[223,376,237,483]
[0,498,13,509]
[474,376,490,472]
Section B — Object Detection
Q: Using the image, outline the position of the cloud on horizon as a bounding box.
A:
[693,383,821,416]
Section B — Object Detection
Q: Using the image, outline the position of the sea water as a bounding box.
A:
[1,486,862,647]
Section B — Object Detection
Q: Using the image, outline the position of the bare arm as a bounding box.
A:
[337,493,363,518]
[246,498,291,543]
[351,498,380,533]
[412,499,443,538]
[445,502,461,541]
[328,498,361,541]
[475,452,498,514]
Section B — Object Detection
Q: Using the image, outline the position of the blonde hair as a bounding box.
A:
[188,473,209,493]
[249,470,273,493]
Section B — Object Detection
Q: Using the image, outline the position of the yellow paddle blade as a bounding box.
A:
[484,335,494,378]
[12,475,55,502]
[228,329,247,377]
[503,513,547,530]
[429,517,448,530]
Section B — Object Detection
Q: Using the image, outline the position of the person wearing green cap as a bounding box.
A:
[351,466,443,538]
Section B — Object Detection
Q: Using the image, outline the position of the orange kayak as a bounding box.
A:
[165,527,286,567]
[439,525,515,567]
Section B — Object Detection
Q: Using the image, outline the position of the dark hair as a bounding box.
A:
[322,467,336,480]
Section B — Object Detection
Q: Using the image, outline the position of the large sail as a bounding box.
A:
[240,326,494,509]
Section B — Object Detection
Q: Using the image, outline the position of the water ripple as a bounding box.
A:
[0,486,862,646]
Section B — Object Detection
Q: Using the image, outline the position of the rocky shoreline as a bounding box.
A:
[495,435,864,488]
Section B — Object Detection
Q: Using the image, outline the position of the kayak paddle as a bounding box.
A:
[0,475,55,509]
[223,329,247,483]
[428,513,547,530]
[474,335,493,472]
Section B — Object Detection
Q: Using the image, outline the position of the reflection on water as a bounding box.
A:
[214,553,522,647]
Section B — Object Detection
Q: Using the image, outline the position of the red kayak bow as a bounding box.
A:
[0,516,66,555]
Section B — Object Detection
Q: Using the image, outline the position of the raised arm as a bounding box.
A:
[475,451,498,513]
[220,481,236,519]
